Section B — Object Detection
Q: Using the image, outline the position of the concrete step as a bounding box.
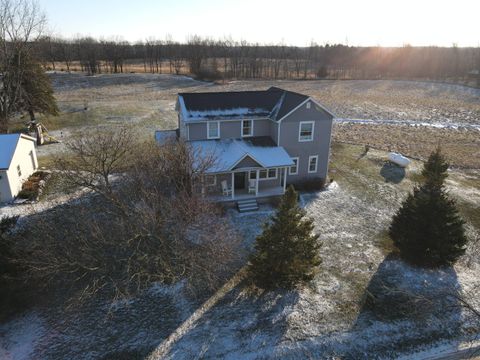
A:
[237,199,259,212]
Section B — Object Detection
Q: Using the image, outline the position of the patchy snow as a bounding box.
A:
[335,118,480,131]
[190,138,294,173]
[0,313,45,360]
[185,107,271,121]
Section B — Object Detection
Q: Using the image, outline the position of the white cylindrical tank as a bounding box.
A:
[388,152,411,167]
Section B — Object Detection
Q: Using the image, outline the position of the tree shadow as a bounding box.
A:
[162,283,301,359]
[336,253,464,359]
[380,162,406,184]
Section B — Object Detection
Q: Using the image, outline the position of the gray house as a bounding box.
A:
[156,87,334,210]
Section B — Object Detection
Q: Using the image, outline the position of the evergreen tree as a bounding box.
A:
[389,148,467,266]
[249,186,321,289]
[18,53,59,121]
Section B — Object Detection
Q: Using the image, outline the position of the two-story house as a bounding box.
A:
[156,86,334,210]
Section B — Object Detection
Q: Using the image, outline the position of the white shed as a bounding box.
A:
[0,133,38,203]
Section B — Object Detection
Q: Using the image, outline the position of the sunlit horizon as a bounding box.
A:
[38,0,480,47]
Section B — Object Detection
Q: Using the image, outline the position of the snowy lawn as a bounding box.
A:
[160,143,480,359]
[1,147,478,359]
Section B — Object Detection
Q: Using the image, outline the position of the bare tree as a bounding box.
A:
[10,133,241,303]
[56,126,135,207]
[0,0,46,132]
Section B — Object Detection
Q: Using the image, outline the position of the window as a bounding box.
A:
[242,120,253,137]
[259,168,277,180]
[205,175,216,186]
[249,171,257,180]
[308,155,318,173]
[289,157,299,175]
[17,165,22,177]
[306,102,311,109]
[207,121,220,139]
[299,121,314,142]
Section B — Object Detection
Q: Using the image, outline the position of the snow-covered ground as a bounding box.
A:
[2,74,479,358]
[1,145,477,359]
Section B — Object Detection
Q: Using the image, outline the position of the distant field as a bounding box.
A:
[12,72,478,168]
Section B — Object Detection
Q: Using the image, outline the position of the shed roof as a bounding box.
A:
[189,137,294,173]
[0,133,35,170]
[178,87,310,122]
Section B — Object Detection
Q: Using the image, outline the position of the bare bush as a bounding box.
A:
[55,126,135,204]
[9,132,241,303]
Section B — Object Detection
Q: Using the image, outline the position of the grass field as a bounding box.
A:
[9,72,477,169]
[1,73,479,359]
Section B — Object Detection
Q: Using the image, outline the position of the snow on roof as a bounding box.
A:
[190,137,294,173]
[186,107,271,120]
[0,133,35,170]
[178,87,315,122]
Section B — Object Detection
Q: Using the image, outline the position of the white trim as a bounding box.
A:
[308,155,318,173]
[289,157,299,175]
[205,174,216,186]
[259,168,278,181]
[298,121,315,142]
[277,98,309,123]
[183,117,270,124]
[283,167,287,192]
[241,119,254,137]
[207,121,220,139]
[277,97,336,123]
[229,154,264,171]
[308,98,336,119]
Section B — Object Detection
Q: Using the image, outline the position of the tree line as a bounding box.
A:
[35,35,480,83]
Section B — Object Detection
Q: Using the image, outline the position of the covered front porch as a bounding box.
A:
[203,167,289,202]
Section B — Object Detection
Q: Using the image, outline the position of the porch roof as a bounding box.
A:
[190,137,294,173]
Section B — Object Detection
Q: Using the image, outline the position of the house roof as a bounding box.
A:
[154,129,178,145]
[0,133,35,170]
[178,87,311,122]
[189,137,294,173]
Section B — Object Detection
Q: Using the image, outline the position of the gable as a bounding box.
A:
[0,134,36,170]
[280,99,334,123]
[233,155,262,170]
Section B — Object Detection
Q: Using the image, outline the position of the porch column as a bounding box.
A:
[231,172,235,200]
[255,169,259,196]
[283,167,287,192]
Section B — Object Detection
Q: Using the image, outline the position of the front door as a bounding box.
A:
[234,172,246,189]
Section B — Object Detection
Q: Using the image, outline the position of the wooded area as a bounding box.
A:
[35,36,480,85]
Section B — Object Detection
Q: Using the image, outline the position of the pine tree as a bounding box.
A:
[389,148,467,266]
[249,186,321,289]
[19,54,59,121]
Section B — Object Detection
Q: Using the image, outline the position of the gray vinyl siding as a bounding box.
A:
[233,156,261,169]
[188,122,207,140]
[269,121,279,145]
[187,118,272,140]
[279,101,333,181]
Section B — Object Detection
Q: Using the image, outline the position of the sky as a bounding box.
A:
[38,0,480,47]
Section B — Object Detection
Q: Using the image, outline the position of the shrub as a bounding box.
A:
[249,186,321,289]
[389,148,467,266]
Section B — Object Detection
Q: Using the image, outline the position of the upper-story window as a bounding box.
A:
[17,165,22,177]
[207,121,220,139]
[299,121,314,142]
[242,120,253,137]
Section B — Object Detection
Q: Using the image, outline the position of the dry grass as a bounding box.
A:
[333,123,480,168]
